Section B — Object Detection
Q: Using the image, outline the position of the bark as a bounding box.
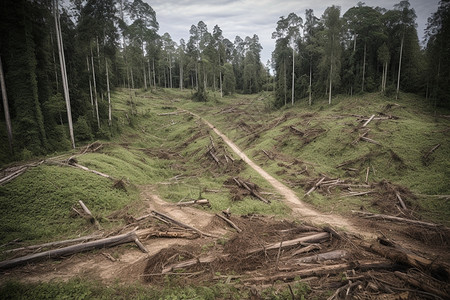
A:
[309,56,312,106]
[79,200,102,230]
[394,271,450,299]
[290,249,347,263]
[248,232,329,254]
[86,56,94,115]
[215,213,242,233]
[291,47,295,106]
[352,210,440,228]
[177,199,210,207]
[5,234,103,253]
[361,42,366,92]
[396,34,404,100]
[54,0,75,148]
[106,61,111,126]
[362,114,375,127]
[0,231,144,270]
[91,47,100,129]
[0,56,13,153]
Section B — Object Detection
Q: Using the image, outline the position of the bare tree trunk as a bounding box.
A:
[152,58,156,87]
[291,47,295,106]
[169,54,173,89]
[54,0,75,148]
[384,62,388,92]
[396,34,404,100]
[50,33,59,92]
[179,59,183,90]
[328,60,333,105]
[142,44,147,90]
[309,56,312,106]
[86,56,94,115]
[0,56,13,153]
[106,61,111,126]
[90,47,100,129]
[148,60,152,89]
[361,42,366,92]
[130,67,134,89]
[283,58,287,106]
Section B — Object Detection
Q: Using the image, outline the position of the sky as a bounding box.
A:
[147,0,439,64]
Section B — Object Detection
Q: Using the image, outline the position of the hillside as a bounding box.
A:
[0,89,449,299]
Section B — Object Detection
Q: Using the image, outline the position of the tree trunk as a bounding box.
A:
[362,42,366,92]
[291,47,295,106]
[0,231,144,270]
[283,58,287,106]
[219,70,223,97]
[106,61,111,126]
[328,59,333,105]
[309,56,312,106]
[86,56,94,114]
[0,55,13,153]
[54,0,75,148]
[396,34,404,100]
[152,58,156,87]
[179,60,183,90]
[90,48,100,129]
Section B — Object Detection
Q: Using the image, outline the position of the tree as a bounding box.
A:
[54,0,75,148]
[304,9,320,105]
[222,63,235,95]
[0,55,13,153]
[322,5,342,104]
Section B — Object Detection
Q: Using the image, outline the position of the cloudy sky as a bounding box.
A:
[147,0,438,64]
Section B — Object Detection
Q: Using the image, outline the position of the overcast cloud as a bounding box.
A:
[147,0,438,64]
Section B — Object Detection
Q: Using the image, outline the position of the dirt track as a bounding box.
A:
[193,112,372,238]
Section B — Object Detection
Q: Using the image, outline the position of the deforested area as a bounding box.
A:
[0,0,449,299]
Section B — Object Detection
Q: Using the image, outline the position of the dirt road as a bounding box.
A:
[195,113,373,237]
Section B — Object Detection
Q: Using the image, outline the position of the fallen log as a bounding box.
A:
[362,114,375,127]
[423,144,441,161]
[291,250,348,263]
[137,229,198,239]
[305,177,326,196]
[0,167,27,185]
[157,110,185,116]
[151,210,218,238]
[215,214,242,233]
[233,177,270,204]
[4,234,103,253]
[162,254,229,274]
[79,200,102,230]
[208,150,221,165]
[357,240,449,280]
[248,232,329,254]
[395,192,407,210]
[176,199,210,207]
[289,125,305,136]
[394,271,450,299]
[352,210,440,228]
[365,167,370,184]
[290,244,321,257]
[360,136,381,145]
[68,160,112,180]
[0,231,145,270]
[262,149,273,160]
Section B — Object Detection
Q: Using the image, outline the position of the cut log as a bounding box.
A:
[208,150,221,165]
[162,254,229,274]
[365,167,370,184]
[215,214,242,233]
[423,144,441,160]
[352,210,440,228]
[0,231,145,270]
[352,130,370,145]
[4,234,103,253]
[69,161,112,179]
[79,200,102,230]
[176,199,210,207]
[291,250,348,264]
[262,149,273,160]
[357,240,449,280]
[289,126,304,136]
[290,244,321,257]
[233,177,270,204]
[394,271,450,299]
[0,167,27,186]
[395,192,407,210]
[248,232,329,254]
[151,210,218,238]
[362,114,375,127]
[157,110,185,116]
[346,191,374,197]
[360,136,381,145]
[137,229,198,239]
[305,177,326,196]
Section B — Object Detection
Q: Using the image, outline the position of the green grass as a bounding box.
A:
[0,165,139,248]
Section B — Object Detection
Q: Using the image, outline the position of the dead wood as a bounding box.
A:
[78,200,102,230]
[290,244,321,257]
[68,159,112,180]
[395,192,407,210]
[365,167,370,184]
[0,231,145,270]
[305,176,326,196]
[394,270,450,299]
[207,150,221,165]
[151,210,218,238]
[362,114,375,127]
[262,149,273,160]
[352,210,440,228]
[346,191,374,197]
[0,167,27,185]
[215,214,242,233]
[162,254,229,274]
[233,177,270,204]
[357,239,449,280]
[360,136,381,145]
[176,199,210,207]
[248,232,329,254]
[137,229,198,239]
[291,250,348,264]
[157,110,186,116]
[423,144,441,161]
[289,125,304,136]
[327,280,363,300]
[4,234,103,253]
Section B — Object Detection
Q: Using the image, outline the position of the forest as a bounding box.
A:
[0,0,448,162]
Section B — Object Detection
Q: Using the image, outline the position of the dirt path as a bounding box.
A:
[193,113,373,238]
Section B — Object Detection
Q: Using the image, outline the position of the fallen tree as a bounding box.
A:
[0,231,146,270]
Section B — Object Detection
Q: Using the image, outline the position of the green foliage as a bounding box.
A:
[74,116,93,142]
[0,165,138,246]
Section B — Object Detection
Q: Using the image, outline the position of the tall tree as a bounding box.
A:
[0,55,13,153]
[54,0,75,148]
